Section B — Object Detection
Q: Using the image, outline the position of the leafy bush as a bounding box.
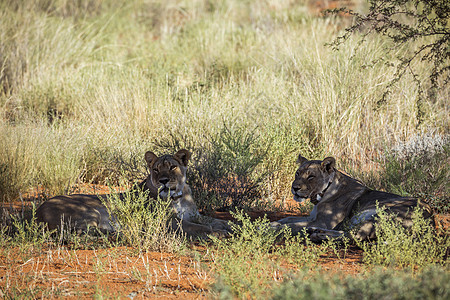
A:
[209,210,287,299]
[210,210,325,299]
[355,205,448,269]
[280,228,327,268]
[105,182,185,253]
[7,204,54,253]
[189,123,272,212]
[272,265,450,300]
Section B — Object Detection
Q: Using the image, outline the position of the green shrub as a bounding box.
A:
[209,210,287,299]
[210,210,326,299]
[189,123,272,212]
[355,205,449,269]
[272,265,450,300]
[9,204,53,252]
[280,228,327,268]
[105,182,185,253]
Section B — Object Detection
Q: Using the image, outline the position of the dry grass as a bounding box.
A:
[1,0,448,204]
[0,246,211,298]
[0,1,448,297]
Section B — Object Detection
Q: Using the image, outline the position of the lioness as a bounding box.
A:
[36,149,230,236]
[270,154,433,241]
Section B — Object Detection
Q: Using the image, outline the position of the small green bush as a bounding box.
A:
[189,123,271,212]
[105,182,185,253]
[272,265,450,300]
[280,228,327,268]
[210,210,326,299]
[9,204,54,252]
[355,205,449,269]
[209,210,287,299]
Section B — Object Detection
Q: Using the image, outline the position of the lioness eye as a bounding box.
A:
[170,165,177,170]
[307,175,315,181]
[153,168,159,173]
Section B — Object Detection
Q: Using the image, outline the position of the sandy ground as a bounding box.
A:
[1,185,447,298]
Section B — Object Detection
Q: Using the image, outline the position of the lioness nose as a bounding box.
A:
[159,178,169,185]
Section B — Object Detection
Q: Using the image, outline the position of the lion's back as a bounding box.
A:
[36,194,106,231]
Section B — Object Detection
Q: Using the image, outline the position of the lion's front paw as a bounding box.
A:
[270,221,281,229]
[306,227,346,242]
[209,229,231,239]
[209,219,232,233]
[218,221,232,232]
[269,221,289,233]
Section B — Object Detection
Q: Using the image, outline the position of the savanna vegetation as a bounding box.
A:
[1,0,448,298]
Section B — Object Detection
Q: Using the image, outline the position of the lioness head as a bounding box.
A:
[144,149,191,199]
[292,154,336,204]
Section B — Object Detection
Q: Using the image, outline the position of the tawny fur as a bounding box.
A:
[271,154,433,241]
[36,149,229,237]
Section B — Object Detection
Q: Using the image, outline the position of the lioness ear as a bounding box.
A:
[144,151,158,167]
[174,149,191,166]
[321,157,336,173]
[296,154,308,165]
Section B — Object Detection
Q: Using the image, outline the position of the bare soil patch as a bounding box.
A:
[0,231,365,299]
[1,246,212,298]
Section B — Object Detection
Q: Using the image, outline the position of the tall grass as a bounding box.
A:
[350,132,449,214]
[1,0,448,207]
[0,121,83,200]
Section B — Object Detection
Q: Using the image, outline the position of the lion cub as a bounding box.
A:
[271,154,433,241]
[36,149,229,237]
